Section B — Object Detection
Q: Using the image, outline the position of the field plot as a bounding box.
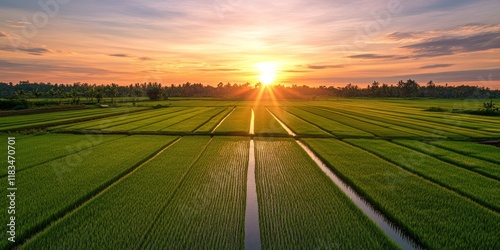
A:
[430,140,500,164]
[393,140,500,181]
[132,107,209,131]
[255,138,396,249]
[162,107,228,132]
[319,104,496,138]
[283,107,374,138]
[1,98,499,249]
[303,138,500,249]
[0,108,144,131]
[0,135,177,249]
[52,107,189,131]
[140,136,248,249]
[347,139,500,212]
[300,107,429,138]
[142,99,239,107]
[23,136,213,249]
[101,107,193,131]
[266,107,330,136]
[194,107,234,133]
[213,107,252,134]
[1,134,125,176]
[252,108,288,135]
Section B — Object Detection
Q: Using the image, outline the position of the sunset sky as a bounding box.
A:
[1,0,499,88]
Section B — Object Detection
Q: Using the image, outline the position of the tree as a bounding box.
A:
[47,88,56,101]
[483,100,499,113]
[70,88,80,104]
[370,81,380,97]
[107,83,119,103]
[15,90,26,99]
[95,86,104,103]
[398,79,420,98]
[32,88,42,99]
[87,86,96,102]
[145,82,165,101]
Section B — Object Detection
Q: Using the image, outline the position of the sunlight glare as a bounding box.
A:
[256,62,278,86]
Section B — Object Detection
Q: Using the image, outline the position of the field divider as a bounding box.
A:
[270,111,421,249]
[265,108,296,136]
[136,137,214,249]
[211,107,236,133]
[275,106,336,137]
[249,108,255,135]
[16,136,183,249]
[245,139,261,250]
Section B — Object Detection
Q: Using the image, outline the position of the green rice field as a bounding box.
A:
[1,98,499,249]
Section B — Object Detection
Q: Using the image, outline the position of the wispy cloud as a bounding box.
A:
[386,32,420,41]
[108,53,130,57]
[0,45,53,56]
[283,70,310,73]
[420,64,454,69]
[390,68,500,83]
[307,65,344,70]
[138,56,154,61]
[402,32,500,58]
[349,54,396,59]
[0,59,117,75]
[198,68,240,72]
[0,0,498,87]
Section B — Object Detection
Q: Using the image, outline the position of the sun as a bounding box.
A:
[256,62,278,86]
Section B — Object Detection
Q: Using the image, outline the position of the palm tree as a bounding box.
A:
[15,90,26,99]
[107,83,119,103]
[87,86,96,102]
[96,86,104,103]
[33,88,43,100]
[70,88,80,104]
[47,88,55,101]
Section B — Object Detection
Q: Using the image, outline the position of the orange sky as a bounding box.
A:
[1,0,499,88]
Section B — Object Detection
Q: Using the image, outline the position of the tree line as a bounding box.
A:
[0,80,498,102]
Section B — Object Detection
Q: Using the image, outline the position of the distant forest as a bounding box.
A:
[1,80,499,101]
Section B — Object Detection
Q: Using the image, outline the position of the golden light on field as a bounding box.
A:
[256,62,278,86]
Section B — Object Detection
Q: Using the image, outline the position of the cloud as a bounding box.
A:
[402,31,500,58]
[0,31,7,37]
[386,32,420,41]
[307,65,343,70]
[401,0,485,17]
[137,56,153,61]
[420,64,454,69]
[0,59,117,75]
[0,60,27,68]
[390,68,500,83]
[284,70,310,73]
[109,53,130,57]
[0,45,52,55]
[348,54,396,59]
[198,68,240,72]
